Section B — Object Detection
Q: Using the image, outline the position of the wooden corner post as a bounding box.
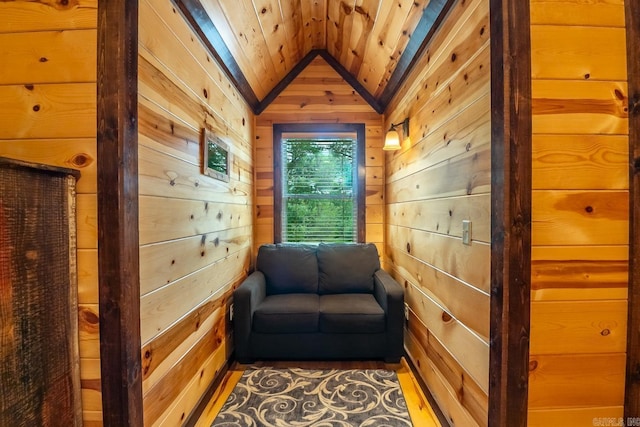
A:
[488,0,532,426]
[97,0,143,425]
[626,0,640,421]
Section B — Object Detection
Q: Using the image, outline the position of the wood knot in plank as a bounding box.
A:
[69,153,92,168]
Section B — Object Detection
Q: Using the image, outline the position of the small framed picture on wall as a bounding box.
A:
[202,128,230,182]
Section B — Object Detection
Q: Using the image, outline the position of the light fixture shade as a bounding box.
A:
[383,129,401,151]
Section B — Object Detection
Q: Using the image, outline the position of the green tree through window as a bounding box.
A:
[282,138,356,242]
[273,123,365,244]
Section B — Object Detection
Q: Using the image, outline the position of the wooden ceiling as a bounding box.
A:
[176,0,453,114]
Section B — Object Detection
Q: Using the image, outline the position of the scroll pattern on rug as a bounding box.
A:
[212,368,413,426]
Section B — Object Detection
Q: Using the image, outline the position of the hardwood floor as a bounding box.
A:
[195,358,442,426]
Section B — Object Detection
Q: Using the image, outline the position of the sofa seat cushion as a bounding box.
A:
[253,294,319,333]
[319,294,385,334]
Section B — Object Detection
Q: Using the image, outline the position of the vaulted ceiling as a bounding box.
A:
[176,0,453,114]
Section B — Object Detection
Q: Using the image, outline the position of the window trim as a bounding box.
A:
[273,123,366,243]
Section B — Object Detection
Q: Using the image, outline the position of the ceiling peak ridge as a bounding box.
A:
[174,0,456,116]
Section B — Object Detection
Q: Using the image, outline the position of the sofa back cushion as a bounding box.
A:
[257,244,318,294]
[317,243,380,294]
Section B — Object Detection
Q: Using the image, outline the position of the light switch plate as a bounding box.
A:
[462,220,472,245]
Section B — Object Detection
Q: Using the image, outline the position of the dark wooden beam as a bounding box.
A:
[488,0,532,426]
[97,0,143,425]
[174,0,260,113]
[626,0,640,421]
[377,0,455,112]
[317,50,384,114]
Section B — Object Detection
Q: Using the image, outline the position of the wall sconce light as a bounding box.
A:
[383,118,409,151]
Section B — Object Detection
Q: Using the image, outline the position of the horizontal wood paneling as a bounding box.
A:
[530,0,625,27]
[532,248,628,302]
[139,226,251,295]
[529,0,629,421]
[390,249,490,340]
[0,83,96,139]
[255,56,384,255]
[139,0,254,423]
[532,134,628,190]
[531,25,627,81]
[530,300,627,354]
[143,312,229,426]
[528,353,626,409]
[388,225,490,294]
[384,0,491,424]
[386,95,491,185]
[0,2,99,423]
[405,325,481,426]
[387,194,491,243]
[139,248,249,343]
[405,283,489,390]
[0,0,97,33]
[153,336,230,427]
[0,138,96,193]
[529,407,624,427]
[0,30,96,84]
[532,80,628,135]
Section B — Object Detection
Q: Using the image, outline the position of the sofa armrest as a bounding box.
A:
[374,269,404,361]
[233,271,266,362]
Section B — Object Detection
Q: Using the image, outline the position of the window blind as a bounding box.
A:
[281,138,357,243]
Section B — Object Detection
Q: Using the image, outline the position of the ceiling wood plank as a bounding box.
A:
[377,0,455,111]
[326,0,341,59]
[346,0,380,78]
[310,0,327,48]
[174,0,261,112]
[299,0,315,54]
[372,0,425,98]
[357,0,414,96]
[253,0,293,76]
[340,0,380,73]
[196,0,269,99]
[278,0,306,62]
[216,0,281,90]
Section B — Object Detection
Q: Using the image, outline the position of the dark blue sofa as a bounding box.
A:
[233,243,404,363]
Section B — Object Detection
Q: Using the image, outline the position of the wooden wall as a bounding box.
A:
[137,0,254,425]
[0,1,101,425]
[384,0,491,424]
[528,0,629,424]
[255,56,385,255]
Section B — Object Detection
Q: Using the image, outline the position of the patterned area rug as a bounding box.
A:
[212,368,413,426]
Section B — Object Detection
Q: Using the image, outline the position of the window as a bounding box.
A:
[274,124,365,243]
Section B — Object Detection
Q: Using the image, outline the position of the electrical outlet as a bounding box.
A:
[462,220,472,245]
[229,303,234,322]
